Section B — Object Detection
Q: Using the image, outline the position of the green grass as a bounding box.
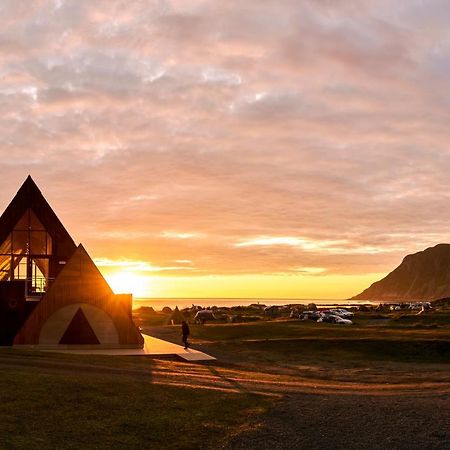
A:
[0,351,270,450]
[143,312,450,368]
[184,319,450,343]
[4,309,450,449]
[209,338,450,366]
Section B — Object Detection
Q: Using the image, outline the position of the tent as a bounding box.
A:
[166,306,186,325]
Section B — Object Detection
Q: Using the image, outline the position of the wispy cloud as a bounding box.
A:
[160,231,204,239]
[94,258,197,273]
[0,0,448,290]
[235,236,348,251]
[293,267,327,275]
[234,236,405,255]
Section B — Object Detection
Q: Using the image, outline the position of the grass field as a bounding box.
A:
[142,310,450,387]
[0,349,270,450]
[143,312,450,365]
[2,308,450,449]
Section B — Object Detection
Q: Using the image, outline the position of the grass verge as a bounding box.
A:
[0,352,270,450]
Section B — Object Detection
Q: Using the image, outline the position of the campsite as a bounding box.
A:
[3,302,450,448]
[1,1,450,448]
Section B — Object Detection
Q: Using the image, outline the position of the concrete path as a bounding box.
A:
[39,334,216,361]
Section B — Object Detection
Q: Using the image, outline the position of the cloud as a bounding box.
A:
[160,231,205,239]
[93,258,198,274]
[0,0,448,286]
[235,236,348,251]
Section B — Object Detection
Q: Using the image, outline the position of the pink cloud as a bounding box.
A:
[0,0,449,282]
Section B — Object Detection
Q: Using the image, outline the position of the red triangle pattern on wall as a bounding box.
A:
[59,307,100,345]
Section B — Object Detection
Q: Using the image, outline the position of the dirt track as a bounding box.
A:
[2,351,450,397]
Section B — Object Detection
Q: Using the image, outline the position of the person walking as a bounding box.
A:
[181,320,190,349]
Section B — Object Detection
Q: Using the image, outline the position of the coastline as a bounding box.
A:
[132,297,376,310]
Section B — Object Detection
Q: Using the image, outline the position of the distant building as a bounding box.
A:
[0,176,143,349]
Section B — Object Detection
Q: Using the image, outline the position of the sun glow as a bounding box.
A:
[105,271,149,297]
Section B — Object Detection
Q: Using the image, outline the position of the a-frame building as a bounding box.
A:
[0,177,143,348]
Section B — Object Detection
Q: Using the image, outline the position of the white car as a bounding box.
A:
[329,308,354,318]
[317,313,353,325]
[194,310,216,324]
[334,316,353,325]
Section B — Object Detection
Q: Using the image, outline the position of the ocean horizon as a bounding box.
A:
[132,297,375,310]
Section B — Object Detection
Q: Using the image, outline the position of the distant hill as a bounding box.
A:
[351,243,450,302]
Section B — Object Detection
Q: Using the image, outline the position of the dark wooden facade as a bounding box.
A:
[14,245,143,347]
[0,175,77,281]
[0,177,77,344]
[0,280,31,345]
[0,177,143,348]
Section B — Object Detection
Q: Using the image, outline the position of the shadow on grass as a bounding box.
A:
[207,365,251,394]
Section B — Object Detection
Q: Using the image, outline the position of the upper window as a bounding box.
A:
[0,209,53,283]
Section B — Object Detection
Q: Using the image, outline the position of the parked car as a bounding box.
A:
[390,305,401,311]
[334,316,353,325]
[317,313,352,325]
[409,302,432,310]
[300,311,321,321]
[264,305,280,317]
[317,313,336,323]
[329,308,354,318]
[194,310,216,324]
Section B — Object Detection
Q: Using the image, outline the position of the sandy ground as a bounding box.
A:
[226,392,450,450]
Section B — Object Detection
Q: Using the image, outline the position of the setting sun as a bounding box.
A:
[1,2,449,449]
[105,271,149,297]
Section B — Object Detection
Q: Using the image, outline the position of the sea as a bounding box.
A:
[132,297,376,310]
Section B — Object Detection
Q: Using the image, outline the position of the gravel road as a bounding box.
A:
[227,392,450,450]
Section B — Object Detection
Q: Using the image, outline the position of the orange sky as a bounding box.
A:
[102,270,385,300]
[0,1,449,299]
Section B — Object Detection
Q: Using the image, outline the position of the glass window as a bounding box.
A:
[29,210,46,230]
[0,209,53,288]
[0,255,11,280]
[30,231,48,255]
[0,233,11,255]
[32,258,48,292]
[11,230,29,254]
[13,256,27,280]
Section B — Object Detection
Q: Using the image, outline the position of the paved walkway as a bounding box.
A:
[39,334,216,361]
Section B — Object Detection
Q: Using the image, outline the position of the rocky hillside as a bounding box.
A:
[351,243,450,302]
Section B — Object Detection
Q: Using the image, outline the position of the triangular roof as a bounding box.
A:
[14,244,143,347]
[0,176,76,256]
[166,306,186,325]
[59,307,100,345]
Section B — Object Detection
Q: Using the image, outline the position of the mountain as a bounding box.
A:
[351,243,450,302]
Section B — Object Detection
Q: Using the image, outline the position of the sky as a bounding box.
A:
[0,0,449,299]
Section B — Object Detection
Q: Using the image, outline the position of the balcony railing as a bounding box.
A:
[26,277,55,297]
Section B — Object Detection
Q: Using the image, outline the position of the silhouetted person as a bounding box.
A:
[181,320,190,349]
